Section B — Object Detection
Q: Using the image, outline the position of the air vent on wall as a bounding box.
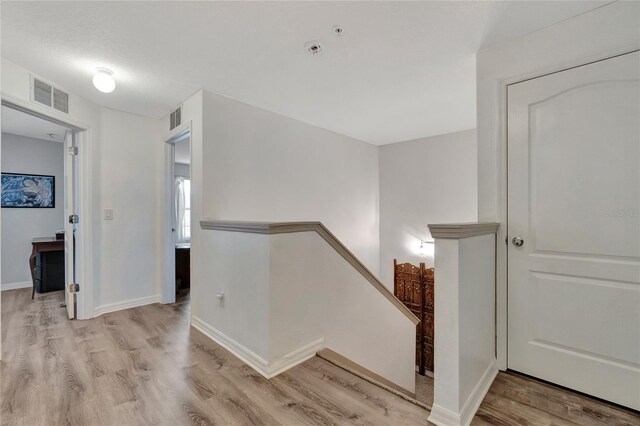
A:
[53,88,69,113]
[32,77,69,114]
[170,106,182,131]
[33,79,52,107]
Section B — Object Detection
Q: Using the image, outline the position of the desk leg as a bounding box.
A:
[29,246,38,299]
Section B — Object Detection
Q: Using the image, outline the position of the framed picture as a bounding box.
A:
[1,172,55,208]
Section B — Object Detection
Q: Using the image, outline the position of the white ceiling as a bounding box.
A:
[0,1,608,145]
[1,106,69,143]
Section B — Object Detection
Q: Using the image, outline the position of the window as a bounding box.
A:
[175,177,191,242]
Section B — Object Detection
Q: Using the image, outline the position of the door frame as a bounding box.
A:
[1,96,94,320]
[499,49,640,370]
[161,121,191,304]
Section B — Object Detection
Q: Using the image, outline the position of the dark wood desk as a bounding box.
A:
[30,238,64,299]
[176,243,190,291]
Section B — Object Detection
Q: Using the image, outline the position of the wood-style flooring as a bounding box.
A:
[1,288,639,425]
[476,370,640,426]
[1,289,426,425]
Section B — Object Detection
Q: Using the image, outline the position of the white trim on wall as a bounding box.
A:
[428,361,497,426]
[459,360,498,426]
[191,315,325,379]
[93,294,161,317]
[161,121,192,305]
[267,338,326,378]
[1,281,31,292]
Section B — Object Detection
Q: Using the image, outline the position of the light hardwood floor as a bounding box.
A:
[1,288,639,425]
[1,288,427,425]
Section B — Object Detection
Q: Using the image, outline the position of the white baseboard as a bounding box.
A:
[268,337,325,377]
[191,315,324,379]
[191,315,271,377]
[1,281,31,291]
[459,359,498,426]
[94,294,161,317]
[428,359,498,426]
[428,404,463,426]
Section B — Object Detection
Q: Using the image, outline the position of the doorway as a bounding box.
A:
[1,104,78,319]
[164,128,191,307]
[506,51,639,410]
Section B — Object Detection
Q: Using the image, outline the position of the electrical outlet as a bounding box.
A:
[104,209,113,220]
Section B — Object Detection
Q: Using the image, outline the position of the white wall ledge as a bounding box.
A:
[197,219,418,392]
[428,222,499,239]
[201,220,320,234]
[200,220,419,325]
[428,226,499,425]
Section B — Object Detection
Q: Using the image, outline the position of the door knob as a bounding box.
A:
[512,237,524,247]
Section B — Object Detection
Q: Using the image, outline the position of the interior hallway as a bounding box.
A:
[2,288,638,426]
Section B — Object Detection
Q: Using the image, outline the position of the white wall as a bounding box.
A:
[270,231,416,391]
[457,235,496,412]
[1,133,64,287]
[201,91,380,274]
[476,0,640,369]
[379,129,477,287]
[193,230,271,360]
[2,58,101,319]
[179,89,414,390]
[94,108,164,310]
[192,228,416,392]
[1,58,166,317]
[270,232,415,392]
[430,233,497,426]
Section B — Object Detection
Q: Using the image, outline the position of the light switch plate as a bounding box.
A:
[104,209,113,220]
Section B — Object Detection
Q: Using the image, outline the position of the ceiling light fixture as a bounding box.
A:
[93,68,115,93]
[305,41,324,55]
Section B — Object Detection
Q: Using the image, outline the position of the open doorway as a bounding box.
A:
[1,105,78,319]
[165,130,191,308]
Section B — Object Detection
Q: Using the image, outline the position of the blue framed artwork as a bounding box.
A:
[1,173,55,208]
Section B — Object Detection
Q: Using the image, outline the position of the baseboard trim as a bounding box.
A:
[1,281,31,291]
[191,315,271,377]
[428,404,462,426]
[428,360,498,426]
[318,348,417,400]
[191,315,324,379]
[268,338,325,377]
[459,359,498,426]
[94,294,161,317]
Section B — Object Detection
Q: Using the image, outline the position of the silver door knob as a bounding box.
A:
[512,237,524,247]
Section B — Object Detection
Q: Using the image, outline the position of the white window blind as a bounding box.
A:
[175,178,191,242]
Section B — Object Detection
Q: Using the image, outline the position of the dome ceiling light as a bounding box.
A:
[93,68,115,93]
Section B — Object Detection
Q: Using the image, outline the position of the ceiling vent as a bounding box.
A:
[32,76,69,114]
[170,106,182,131]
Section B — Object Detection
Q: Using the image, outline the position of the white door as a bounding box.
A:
[507,51,640,410]
[63,131,76,319]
